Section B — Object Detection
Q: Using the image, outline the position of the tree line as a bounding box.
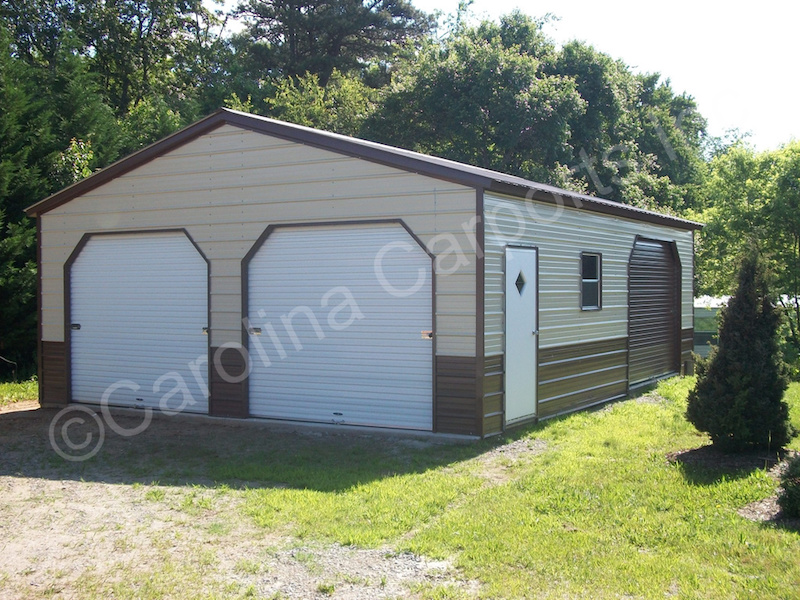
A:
[0,0,797,378]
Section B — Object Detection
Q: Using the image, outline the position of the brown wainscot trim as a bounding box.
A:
[537,337,628,419]
[40,341,68,407]
[482,354,504,436]
[436,356,481,436]
[681,327,694,375]
[209,345,249,418]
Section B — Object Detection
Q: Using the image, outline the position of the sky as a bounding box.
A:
[218,0,798,151]
[409,0,798,151]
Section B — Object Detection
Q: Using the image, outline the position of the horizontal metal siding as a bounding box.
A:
[628,239,679,385]
[484,194,693,354]
[537,337,628,418]
[483,354,504,436]
[41,341,67,405]
[436,356,480,435]
[484,193,693,422]
[40,125,477,358]
[247,224,433,430]
[69,233,209,412]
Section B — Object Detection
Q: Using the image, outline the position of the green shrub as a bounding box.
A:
[778,455,800,518]
[686,249,795,452]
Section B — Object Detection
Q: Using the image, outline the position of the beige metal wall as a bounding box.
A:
[40,125,478,357]
[484,193,694,355]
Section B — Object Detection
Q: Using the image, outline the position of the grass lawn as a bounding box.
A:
[0,378,37,408]
[1,378,799,599]
[236,378,800,599]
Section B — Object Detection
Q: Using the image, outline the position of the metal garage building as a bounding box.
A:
[26,109,699,437]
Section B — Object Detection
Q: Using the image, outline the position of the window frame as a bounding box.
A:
[580,252,602,311]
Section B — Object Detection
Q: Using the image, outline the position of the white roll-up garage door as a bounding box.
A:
[247,223,433,430]
[69,232,209,413]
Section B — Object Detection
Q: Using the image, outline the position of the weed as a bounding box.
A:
[409,582,469,599]
[0,378,37,407]
[292,549,320,574]
[177,491,214,514]
[234,559,264,575]
[341,573,369,586]
[144,488,166,502]
[239,584,258,598]
[316,581,335,595]
[208,520,230,535]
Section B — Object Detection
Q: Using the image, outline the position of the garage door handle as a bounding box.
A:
[421,330,433,339]
[71,323,81,331]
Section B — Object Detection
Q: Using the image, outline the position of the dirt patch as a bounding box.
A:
[635,393,666,405]
[469,437,548,485]
[0,475,474,599]
[0,406,479,599]
[248,545,476,599]
[0,400,39,414]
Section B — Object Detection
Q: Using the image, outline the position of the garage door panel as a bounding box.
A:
[628,239,679,386]
[248,223,433,430]
[70,232,209,413]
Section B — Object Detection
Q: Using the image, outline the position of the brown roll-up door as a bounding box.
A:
[628,238,680,386]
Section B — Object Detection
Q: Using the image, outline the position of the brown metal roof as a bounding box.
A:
[25,108,703,230]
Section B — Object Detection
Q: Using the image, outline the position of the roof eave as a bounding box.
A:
[486,181,703,231]
[25,109,230,217]
[25,108,493,217]
[25,107,704,232]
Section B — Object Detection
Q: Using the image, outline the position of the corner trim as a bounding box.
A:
[36,216,43,402]
[475,189,486,437]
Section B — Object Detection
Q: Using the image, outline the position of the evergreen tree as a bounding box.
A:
[236,0,431,86]
[686,249,794,452]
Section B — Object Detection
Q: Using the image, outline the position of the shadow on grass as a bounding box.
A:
[0,406,552,491]
[669,444,786,486]
[769,516,800,534]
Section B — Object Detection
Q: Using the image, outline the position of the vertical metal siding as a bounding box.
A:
[628,239,679,385]
[69,232,209,412]
[247,223,433,430]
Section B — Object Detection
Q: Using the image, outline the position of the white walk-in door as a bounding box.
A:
[247,223,433,429]
[69,232,209,413]
[505,246,538,423]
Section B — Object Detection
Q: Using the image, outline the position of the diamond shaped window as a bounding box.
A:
[515,271,526,295]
